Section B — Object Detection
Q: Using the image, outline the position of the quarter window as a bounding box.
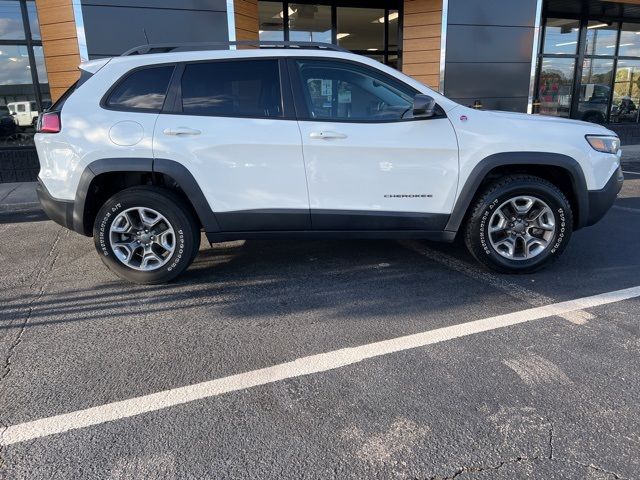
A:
[180,60,282,118]
[295,59,416,122]
[106,66,175,112]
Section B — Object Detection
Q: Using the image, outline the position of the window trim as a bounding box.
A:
[286,57,443,124]
[100,63,177,113]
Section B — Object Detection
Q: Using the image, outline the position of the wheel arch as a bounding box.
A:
[446,152,589,235]
[73,158,220,236]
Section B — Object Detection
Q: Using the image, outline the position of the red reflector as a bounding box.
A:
[38,112,61,133]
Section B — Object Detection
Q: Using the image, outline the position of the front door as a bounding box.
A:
[290,58,459,230]
[154,58,310,231]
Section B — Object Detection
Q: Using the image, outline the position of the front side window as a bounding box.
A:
[180,60,282,118]
[295,59,415,122]
[106,66,175,111]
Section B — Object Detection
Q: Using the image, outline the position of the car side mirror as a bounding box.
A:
[413,94,436,118]
[10,112,16,116]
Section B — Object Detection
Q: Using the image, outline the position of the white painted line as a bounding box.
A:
[2,285,640,446]
[622,170,640,175]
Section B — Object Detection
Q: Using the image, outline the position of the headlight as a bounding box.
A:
[586,135,620,154]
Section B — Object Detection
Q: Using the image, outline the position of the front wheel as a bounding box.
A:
[464,175,573,273]
[93,186,201,284]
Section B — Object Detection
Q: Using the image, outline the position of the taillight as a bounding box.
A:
[38,112,61,133]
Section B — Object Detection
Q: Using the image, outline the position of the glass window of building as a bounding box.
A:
[258,1,284,41]
[584,22,619,56]
[0,0,50,147]
[542,18,580,54]
[576,58,614,123]
[0,0,25,40]
[537,58,575,117]
[257,2,400,67]
[537,13,640,124]
[611,60,640,124]
[336,7,384,52]
[619,23,640,57]
[26,0,39,40]
[288,4,330,43]
[388,9,399,65]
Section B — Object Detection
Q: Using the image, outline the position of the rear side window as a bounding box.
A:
[106,65,174,112]
[180,60,282,118]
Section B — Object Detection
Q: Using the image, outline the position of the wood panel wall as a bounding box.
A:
[234,0,259,41]
[34,0,81,102]
[402,0,442,90]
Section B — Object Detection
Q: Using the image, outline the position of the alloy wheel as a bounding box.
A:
[109,207,176,271]
[488,195,556,261]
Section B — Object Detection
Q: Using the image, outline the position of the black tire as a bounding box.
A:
[93,186,201,284]
[464,175,573,274]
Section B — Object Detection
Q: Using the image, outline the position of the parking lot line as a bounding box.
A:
[2,285,639,447]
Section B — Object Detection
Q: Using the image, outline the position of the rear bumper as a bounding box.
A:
[36,180,75,230]
[585,166,624,227]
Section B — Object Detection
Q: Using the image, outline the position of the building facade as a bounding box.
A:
[1,0,639,181]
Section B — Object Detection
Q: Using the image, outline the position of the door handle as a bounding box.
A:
[309,131,348,140]
[163,127,201,136]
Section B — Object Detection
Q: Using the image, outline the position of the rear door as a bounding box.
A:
[154,58,310,232]
[290,58,459,231]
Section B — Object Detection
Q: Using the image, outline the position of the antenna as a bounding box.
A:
[142,28,150,46]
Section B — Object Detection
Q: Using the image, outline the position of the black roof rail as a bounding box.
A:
[121,41,350,56]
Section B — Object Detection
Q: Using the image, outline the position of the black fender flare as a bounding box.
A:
[73,157,220,235]
[445,152,589,233]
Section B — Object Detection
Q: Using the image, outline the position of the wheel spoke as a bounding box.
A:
[494,237,516,258]
[111,212,135,234]
[138,208,161,228]
[489,209,508,233]
[112,241,141,264]
[141,251,163,270]
[157,231,175,252]
[523,234,548,258]
[510,197,535,215]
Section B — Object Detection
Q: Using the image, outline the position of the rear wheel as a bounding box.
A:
[464,175,572,273]
[93,186,201,284]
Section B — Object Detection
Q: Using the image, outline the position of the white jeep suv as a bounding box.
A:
[34,42,623,284]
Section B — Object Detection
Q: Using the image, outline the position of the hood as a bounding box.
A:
[480,109,617,136]
[485,110,591,126]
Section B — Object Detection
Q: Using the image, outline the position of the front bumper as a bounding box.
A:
[36,181,75,230]
[585,166,624,227]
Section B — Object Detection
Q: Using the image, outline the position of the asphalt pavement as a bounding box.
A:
[0,162,639,479]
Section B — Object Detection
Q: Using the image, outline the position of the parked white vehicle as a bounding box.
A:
[34,42,623,284]
[7,101,39,127]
